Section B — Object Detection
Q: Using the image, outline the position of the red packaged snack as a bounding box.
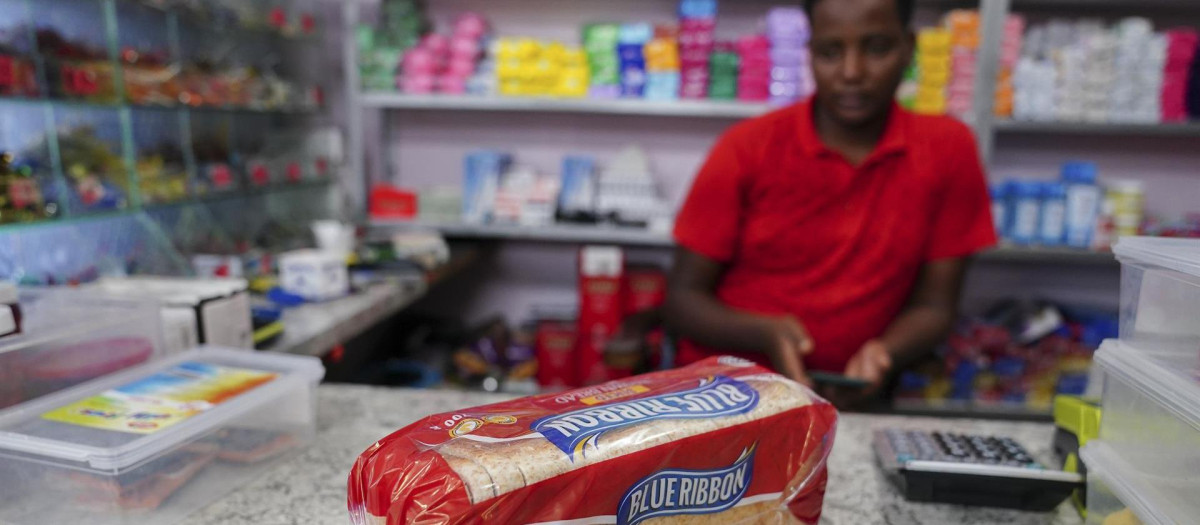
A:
[577,246,626,384]
[348,356,838,524]
[535,319,578,389]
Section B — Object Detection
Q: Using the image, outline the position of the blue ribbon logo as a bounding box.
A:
[531,375,759,460]
[617,444,757,525]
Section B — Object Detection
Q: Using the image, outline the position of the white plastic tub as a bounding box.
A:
[0,288,168,410]
[1112,236,1200,355]
[1092,339,1200,523]
[1081,440,1188,525]
[0,347,324,525]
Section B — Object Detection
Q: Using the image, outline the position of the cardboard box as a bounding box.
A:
[576,246,625,385]
[83,277,254,352]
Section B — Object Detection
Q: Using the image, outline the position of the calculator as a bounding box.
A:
[873,429,1083,511]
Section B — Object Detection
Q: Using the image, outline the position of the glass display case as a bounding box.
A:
[0,0,338,282]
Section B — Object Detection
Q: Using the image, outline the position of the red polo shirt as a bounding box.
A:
[674,100,996,373]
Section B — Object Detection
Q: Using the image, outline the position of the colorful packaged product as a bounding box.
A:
[348,356,839,524]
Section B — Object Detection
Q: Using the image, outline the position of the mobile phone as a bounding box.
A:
[809,371,871,389]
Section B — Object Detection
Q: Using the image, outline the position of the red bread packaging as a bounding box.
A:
[348,356,838,524]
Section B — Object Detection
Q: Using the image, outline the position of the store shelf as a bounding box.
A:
[0,94,318,117]
[361,93,773,119]
[123,0,322,42]
[372,221,675,247]
[888,399,1054,422]
[978,245,1117,265]
[372,221,1124,265]
[995,120,1200,137]
[269,277,428,357]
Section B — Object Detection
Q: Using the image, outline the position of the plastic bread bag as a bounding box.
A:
[348,356,838,524]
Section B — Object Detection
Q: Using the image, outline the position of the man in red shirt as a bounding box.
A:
[666,0,996,405]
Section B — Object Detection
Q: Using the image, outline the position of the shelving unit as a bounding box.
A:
[370,220,1120,265]
[361,92,771,119]
[0,0,341,283]
[994,120,1200,137]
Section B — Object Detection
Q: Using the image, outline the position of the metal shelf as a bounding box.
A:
[361,93,773,119]
[977,245,1117,265]
[372,221,675,247]
[371,221,1123,264]
[995,120,1200,137]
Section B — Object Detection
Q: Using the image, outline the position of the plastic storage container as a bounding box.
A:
[1112,237,1200,354]
[0,347,324,525]
[0,288,168,411]
[1081,440,1186,525]
[1091,340,1199,522]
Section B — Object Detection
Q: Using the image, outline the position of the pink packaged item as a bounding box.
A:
[453,12,489,40]
[400,75,436,94]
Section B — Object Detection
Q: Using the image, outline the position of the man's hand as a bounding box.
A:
[758,316,814,387]
[825,340,893,409]
[845,340,893,394]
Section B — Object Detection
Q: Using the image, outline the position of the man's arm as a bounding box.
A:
[665,247,815,385]
[841,257,970,399]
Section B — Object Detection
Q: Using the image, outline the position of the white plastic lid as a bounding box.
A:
[0,282,15,304]
[1112,237,1200,279]
[0,347,324,471]
[1094,340,1200,434]
[1081,441,1175,525]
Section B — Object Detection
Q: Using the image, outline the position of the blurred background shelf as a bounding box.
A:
[361,93,773,119]
[995,120,1200,137]
[370,221,1120,264]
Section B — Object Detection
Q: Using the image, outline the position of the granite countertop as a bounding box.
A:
[181,385,1082,525]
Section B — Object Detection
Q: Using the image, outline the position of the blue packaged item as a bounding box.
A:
[619,43,647,98]
[1039,181,1068,246]
[1010,181,1042,246]
[678,0,718,20]
[1061,161,1100,249]
[463,150,510,224]
[558,155,596,215]
[645,72,681,100]
[989,182,1009,239]
[618,23,653,45]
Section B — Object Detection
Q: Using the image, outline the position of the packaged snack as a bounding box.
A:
[348,356,838,524]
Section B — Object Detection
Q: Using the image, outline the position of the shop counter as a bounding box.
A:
[179,385,1081,525]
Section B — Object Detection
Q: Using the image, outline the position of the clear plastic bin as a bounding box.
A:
[0,347,324,525]
[1092,340,1200,524]
[0,288,168,411]
[1112,237,1200,355]
[1081,440,1185,525]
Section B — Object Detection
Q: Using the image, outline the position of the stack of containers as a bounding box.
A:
[644,26,681,101]
[945,10,979,119]
[678,0,717,100]
[399,34,448,94]
[766,7,813,105]
[583,24,621,99]
[1109,19,1164,123]
[914,28,952,115]
[1080,237,1200,525]
[441,13,490,95]
[557,47,590,98]
[1013,25,1058,121]
[1162,29,1198,122]
[735,36,770,102]
[993,15,1025,118]
[708,43,739,100]
[618,23,652,98]
[1081,24,1118,123]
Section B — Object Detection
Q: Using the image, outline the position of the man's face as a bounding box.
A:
[809,0,913,127]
